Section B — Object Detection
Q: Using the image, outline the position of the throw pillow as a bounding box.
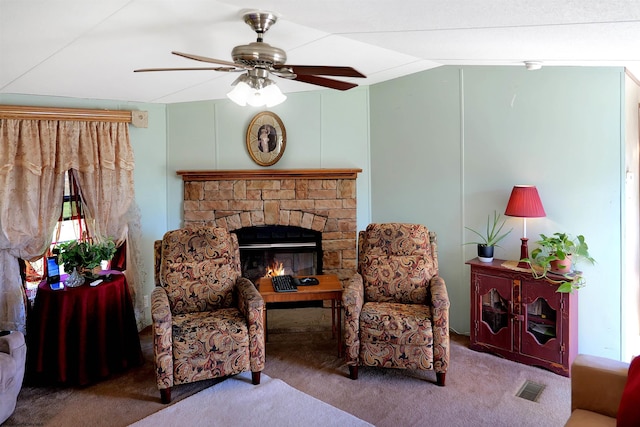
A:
[618,356,640,427]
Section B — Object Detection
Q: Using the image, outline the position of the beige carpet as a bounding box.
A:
[129,371,373,427]
[263,309,571,427]
[6,307,571,426]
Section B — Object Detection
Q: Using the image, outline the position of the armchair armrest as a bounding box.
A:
[342,273,364,364]
[153,240,162,286]
[0,330,25,356]
[151,286,173,390]
[0,331,25,424]
[571,354,629,418]
[0,331,26,392]
[428,275,450,374]
[236,278,265,372]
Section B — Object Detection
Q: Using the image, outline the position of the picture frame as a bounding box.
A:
[246,111,286,166]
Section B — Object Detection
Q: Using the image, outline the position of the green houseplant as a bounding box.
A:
[465,211,513,262]
[56,239,116,286]
[525,232,595,292]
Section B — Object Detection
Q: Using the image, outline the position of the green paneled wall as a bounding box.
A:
[370,66,624,359]
[1,64,630,360]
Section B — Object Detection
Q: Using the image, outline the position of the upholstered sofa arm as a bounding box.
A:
[429,275,450,374]
[570,354,629,419]
[342,273,364,365]
[0,332,26,392]
[236,277,265,372]
[0,330,25,360]
[0,331,26,424]
[151,286,173,390]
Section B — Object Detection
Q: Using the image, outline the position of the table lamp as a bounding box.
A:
[504,185,546,268]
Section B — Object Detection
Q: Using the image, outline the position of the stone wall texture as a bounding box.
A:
[181,171,359,284]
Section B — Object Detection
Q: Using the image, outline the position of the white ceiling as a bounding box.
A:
[2,0,640,104]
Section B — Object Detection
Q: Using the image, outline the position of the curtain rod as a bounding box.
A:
[0,105,148,128]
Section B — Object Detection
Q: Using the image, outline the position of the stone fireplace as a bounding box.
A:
[177,169,361,284]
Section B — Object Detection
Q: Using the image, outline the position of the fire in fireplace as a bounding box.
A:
[233,225,323,285]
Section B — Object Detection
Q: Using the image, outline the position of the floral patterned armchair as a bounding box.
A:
[152,227,265,403]
[342,223,450,385]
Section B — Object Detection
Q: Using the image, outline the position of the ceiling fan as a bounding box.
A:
[134,11,366,105]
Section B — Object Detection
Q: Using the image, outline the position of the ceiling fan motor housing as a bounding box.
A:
[232,42,287,68]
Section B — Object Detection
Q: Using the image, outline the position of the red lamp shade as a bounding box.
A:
[504,185,545,267]
[504,185,546,218]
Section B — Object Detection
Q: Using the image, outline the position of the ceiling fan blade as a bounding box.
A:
[286,65,365,78]
[292,74,358,91]
[134,67,239,72]
[172,51,249,70]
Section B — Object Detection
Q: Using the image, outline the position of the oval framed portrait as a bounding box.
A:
[246,111,286,167]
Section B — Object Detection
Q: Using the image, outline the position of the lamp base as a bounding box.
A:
[517,237,530,269]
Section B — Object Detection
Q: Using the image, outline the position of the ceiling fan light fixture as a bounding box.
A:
[227,79,252,106]
[246,91,266,107]
[227,72,286,107]
[261,82,286,107]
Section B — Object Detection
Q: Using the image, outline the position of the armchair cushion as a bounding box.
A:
[172,308,249,384]
[160,229,239,314]
[617,356,640,427]
[358,223,433,258]
[360,302,433,345]
[360,255,430,303]
[163,258,237,314]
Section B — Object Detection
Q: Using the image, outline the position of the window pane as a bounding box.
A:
[26,171,89,283]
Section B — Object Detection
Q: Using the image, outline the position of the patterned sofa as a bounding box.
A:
[342,223,450,385]
[152,227,265,403]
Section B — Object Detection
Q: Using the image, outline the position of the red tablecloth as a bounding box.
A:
[27,271,143,385]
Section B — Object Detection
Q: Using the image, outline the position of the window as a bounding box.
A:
[23,171,88,298]
[51,170,88,251]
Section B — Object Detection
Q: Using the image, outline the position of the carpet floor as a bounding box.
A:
[6,307,571,426]
[129,371,373,427]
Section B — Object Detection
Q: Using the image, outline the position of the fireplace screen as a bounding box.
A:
[234,225,322,285]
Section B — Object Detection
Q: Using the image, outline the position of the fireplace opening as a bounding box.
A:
[234,225,323,285]
[234,225,323,308]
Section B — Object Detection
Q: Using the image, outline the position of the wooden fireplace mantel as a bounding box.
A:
[176,168,362,181]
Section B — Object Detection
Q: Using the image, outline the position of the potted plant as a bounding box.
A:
[56,239,116,286]
[525,232,596,292]
[465,211,513,262]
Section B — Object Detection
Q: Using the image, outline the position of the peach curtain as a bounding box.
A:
[0,119,135,332]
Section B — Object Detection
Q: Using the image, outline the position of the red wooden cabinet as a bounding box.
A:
[466,258,578,376]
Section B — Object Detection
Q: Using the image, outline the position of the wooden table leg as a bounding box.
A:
[331,299,336,338]
[337,298,342,357]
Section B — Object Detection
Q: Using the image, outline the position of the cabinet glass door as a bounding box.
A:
[475,274,512,352]
[526,297,556,345]
[482,289,509,333]
[520,280,563,363]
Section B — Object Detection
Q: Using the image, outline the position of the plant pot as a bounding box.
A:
[550,255,573,274]
[477,244,494,262]
[64,267,86,287]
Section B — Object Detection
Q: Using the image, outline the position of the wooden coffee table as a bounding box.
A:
[258,274,343,356]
